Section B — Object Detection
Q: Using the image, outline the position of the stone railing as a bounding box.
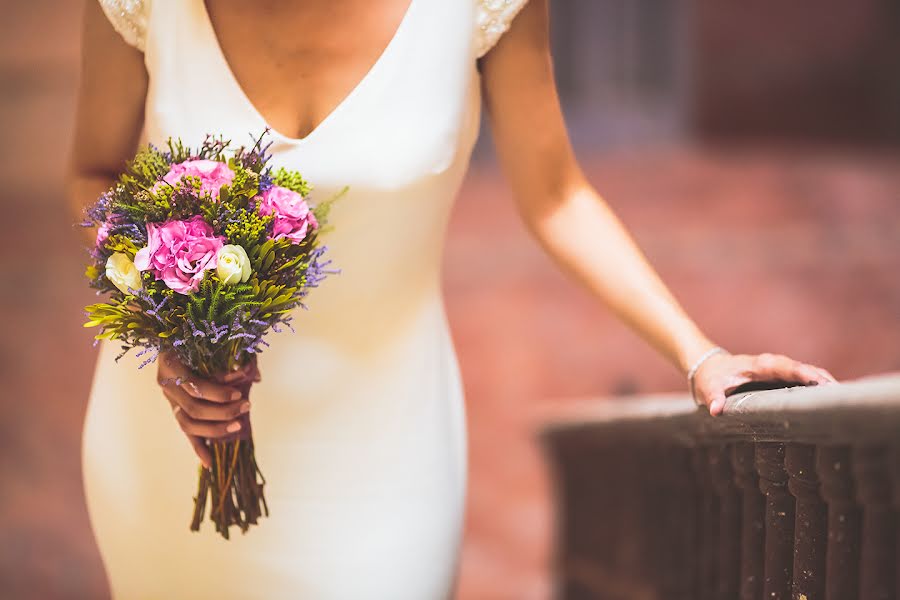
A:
[536,372,900,600]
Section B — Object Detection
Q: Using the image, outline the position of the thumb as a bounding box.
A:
[188,434,212,469]
[707,391,727,417]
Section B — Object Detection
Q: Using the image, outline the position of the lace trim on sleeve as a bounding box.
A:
[474,0,530,59]
[98,0,149,52]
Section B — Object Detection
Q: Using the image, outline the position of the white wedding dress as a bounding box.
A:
[83,0,527,598]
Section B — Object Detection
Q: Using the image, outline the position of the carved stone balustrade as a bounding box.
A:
[536,373,900,600]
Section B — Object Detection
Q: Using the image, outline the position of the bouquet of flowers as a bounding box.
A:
[80,133,343,538]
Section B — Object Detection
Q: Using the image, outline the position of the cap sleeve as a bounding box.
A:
[474,0,530,59]
[97,0,150,52]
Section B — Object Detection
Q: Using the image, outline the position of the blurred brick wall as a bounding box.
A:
[2,2,899,599]
[692,0,900,142]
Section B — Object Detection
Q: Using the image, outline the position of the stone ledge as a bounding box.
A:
[535,371,900,444]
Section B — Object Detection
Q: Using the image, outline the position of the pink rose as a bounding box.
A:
[156,159,235,200]
[256,185,319,244]
[134,216,225,294]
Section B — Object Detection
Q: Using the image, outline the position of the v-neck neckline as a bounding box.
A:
[198,0,418,146]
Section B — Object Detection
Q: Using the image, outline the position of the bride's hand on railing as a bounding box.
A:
[156,350,259,467]
[691,351,838,417]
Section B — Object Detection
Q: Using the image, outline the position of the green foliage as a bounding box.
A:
[311,185,348,236]
[221,164,260,209]
[224,210,273,250]
[119,145,171,196]
[84,295,155,342]
[185,276,259,325]
[271,167,311,196]
[103,234,140,259]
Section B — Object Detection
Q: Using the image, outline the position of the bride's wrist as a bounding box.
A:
[675,336,723,376]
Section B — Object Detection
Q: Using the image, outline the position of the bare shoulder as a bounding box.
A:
[476,0,582,213]
[474,0,537,59]
[477,0,550,65]
[477,0,554,115]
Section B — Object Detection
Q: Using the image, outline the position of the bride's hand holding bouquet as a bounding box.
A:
[157,349,260,470]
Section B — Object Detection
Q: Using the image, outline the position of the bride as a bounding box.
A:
[69,0,837,598]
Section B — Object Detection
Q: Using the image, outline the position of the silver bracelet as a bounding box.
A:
[687,346,728,404]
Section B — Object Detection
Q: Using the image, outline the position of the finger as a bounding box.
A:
[802,365,833,385]
[172,404,244,439]
[180,376,243,404]
[157,352,243,402]
[157,350,191,381]
[716,371,752,397]
[815,366,839,383]
[169,403,214,467]
[792,361,833,385]
[707,391,727,417]
[222,369,244,383]
[746,352,789,380]
[222,362,252,383]
[750,353,822,385]
[223,360,262,384]
[187,433,212,469]
[162,384,249,421]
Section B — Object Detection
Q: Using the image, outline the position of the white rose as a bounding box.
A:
[105,252,143,294]
[216,244,252,284]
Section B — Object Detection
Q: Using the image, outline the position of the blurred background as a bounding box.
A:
[1,0,898,598]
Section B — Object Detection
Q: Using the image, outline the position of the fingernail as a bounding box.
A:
[226,421,242,433]
[186,382,201,396]
[239,401,251,414]
[230,390,242,401]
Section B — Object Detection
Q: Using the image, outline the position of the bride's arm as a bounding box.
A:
[477,0,837,415]
[67,0,148,246]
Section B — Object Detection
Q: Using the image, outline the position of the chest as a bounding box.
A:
[142,0,482,187]
[203,0,416,140]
